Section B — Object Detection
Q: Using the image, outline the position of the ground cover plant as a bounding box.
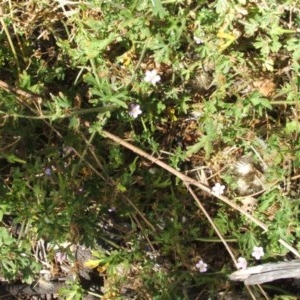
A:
[0,0,300,299]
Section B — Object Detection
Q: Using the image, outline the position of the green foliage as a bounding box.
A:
[58,280,85,300]
[0,227,40,283]
[0,0,300,298]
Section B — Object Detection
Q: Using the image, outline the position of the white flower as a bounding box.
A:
[153,263,162,272]
[193,36,204,44]
[235,157,253,176]
[195,260,208,273]
[252,246,264,260]
[146,251,159,260]
[186,110,202,121]
[212,183,225,195]
[236,257,247,270]
[144,69,161,85]
[128,104,142,118]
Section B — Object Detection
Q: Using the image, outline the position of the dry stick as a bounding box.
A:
[0,79,117,119]
[122,194,156,233]
[0,80,110,184]
[0,79,41,102]
[0,79,64,139]
[245,285,260,300]
[102,130,265,226]
[257,285,270,300]
[0,80,156,235]
[131,213,157,253]
[79,132,111,182]
[185,183,238,267]
[0,78,297,257]
[0,6,21,75]
[71,131,97,177]
[101,130,300,258]
[78,133,156,233]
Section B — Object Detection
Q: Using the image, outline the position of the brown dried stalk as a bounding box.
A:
[101,130,300,259]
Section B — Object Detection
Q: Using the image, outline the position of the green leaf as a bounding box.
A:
[250,95,272,110]
[244,18,259,36]
[285,120,300,134]
[117,182,126,192]
[69,116,80,131]
[151,0,167,18]
[19,71,31,90]
[129,157,139,174]
[186,136,213,159]
[6,154,26,164]
[185,140,203,158]
[215,0,229,15]
[55,93,71,109]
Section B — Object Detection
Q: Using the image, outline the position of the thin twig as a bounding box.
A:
[245,285,258,300]
[0,79,42,103]
[101,130,300,258]
[72,131,97,177]
[102,130,267,228]
[0,5,21,75]
[1,78,298,258]
[78,132,110,181]
[0,79,117,118]
[126,38,150,88]
[131,213,156,253]
[185,183,238,267]
[257,284,270,300]
[122,194,156,232]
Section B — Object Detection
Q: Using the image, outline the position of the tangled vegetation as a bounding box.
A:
[0,0,300,299]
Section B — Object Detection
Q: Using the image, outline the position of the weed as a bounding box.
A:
[0,0,300,299]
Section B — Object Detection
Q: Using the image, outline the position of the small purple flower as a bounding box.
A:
[45,168,52,176]
[129,104,142,118]
[236,257,247,270]
[195,260,208,273]
[144,69,161,85]
[55,251,67,264]
[252,246,264,260]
